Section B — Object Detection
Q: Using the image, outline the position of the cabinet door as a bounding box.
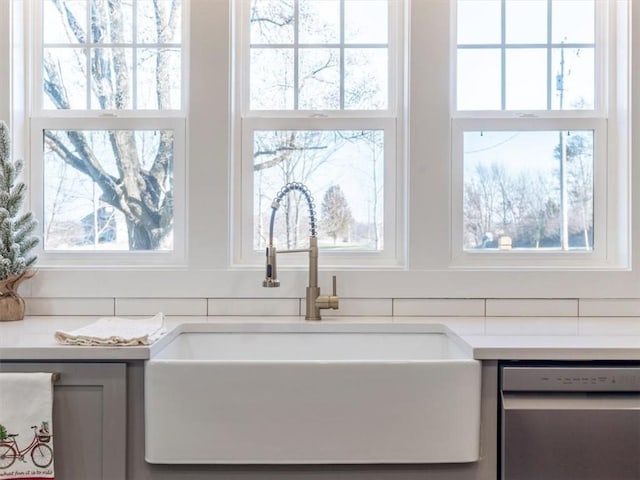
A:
[0,362,126,480]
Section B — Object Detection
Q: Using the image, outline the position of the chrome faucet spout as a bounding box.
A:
[263,182,317,288]
[262,182,339,320]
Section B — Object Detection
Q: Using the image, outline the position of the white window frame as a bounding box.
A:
[27,0,188,267]
[1,0,637,301]
[232,0,405,268]
[449,0,629,270]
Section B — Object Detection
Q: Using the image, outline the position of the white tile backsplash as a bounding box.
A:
[486,299,578,317]
[115,298,207,316]
[393,299,485,317]
[302,298,392,317]
[207,298,300,316]
[579,299,640,317]
[393,316,486,335]
[578,317,640,335]
[25,298,115,316]
[485,316,579,335]
[22,294,640,330]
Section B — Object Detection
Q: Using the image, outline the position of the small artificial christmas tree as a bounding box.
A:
[0,121,39,321]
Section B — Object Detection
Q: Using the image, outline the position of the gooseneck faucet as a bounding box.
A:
[263,182,339,321]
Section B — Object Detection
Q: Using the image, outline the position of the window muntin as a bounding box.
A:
[33,0,185,258]
[456,0,596,111]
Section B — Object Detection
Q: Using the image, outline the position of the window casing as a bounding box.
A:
[233,0,404,267]
[450,0,627,269]
[29,0,187,266]
[0,0,634,301]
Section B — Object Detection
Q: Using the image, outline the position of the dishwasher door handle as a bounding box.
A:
[501,392,640,410]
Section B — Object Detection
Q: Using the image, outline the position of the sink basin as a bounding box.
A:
[144,323,481,464]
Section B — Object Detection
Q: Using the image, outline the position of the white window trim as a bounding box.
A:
[448,0,629,270]
[238,0,400,117]
[27,0,189,267]
[0,0,637,301]
[30,116,187,267]
[231,0,405,268]
[450,117,610,268]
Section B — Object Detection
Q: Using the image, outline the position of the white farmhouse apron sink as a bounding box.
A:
[144,323,481,464]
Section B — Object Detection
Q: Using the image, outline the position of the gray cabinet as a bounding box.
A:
[0,362,127,480]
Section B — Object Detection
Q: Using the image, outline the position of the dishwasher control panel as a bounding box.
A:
[502,367,640,391]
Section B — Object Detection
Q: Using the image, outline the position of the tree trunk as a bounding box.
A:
[126,220,160,251]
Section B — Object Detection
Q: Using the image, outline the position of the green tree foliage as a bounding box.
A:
[321,185,353,244]
[0,122,39,280]
[0,424,8,441]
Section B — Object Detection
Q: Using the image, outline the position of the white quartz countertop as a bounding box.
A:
[465,334,640,360]
[1,315,640,361]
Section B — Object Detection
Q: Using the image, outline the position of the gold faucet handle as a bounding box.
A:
[330,275,339,309]
[316,275,339,310]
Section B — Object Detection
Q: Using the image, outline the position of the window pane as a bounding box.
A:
[137,0,182,44]
[136,48,182,109]
[43,0,86,44]
[43,48,88,109]
[90,48,133,109]
[552,0,595,44]
[299,0,339,44]
[344,0,388,44]
[43,130,174,251]
[91,0,133,44]
[457,0,501,44]
[552,47,594,110]
[505,0,547,44]
[250,0,295,44]
[505,49,547,110]
[463,131,593,251]
[299,48,340,110]
[250,48,294,109]
[254,130,384,251]
[457,49,501,110]
[344,48,388,110]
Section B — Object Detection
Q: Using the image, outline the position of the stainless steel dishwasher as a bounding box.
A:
[500,363,640,480]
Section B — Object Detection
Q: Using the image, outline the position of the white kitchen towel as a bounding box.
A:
[0,373,55,479]
[53,312,166,346]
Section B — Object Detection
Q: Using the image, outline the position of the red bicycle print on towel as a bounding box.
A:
[0,422,53,469]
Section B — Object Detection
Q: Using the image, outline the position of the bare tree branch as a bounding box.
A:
[51,0,86,43]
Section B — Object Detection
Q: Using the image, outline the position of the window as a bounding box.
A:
[451,0,623,267]
[30,0,186,263]
[2,0,634,300]
[235,0,401,266]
